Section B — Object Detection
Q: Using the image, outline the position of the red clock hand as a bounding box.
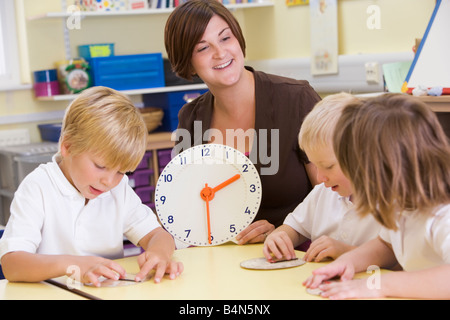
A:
[212,174,241,193]
[200,174,241,202]
[201,184,213,244]
[199,174,240,244]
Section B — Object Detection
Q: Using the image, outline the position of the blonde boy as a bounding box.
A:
[263,93,381,262]
[0,86,183,286]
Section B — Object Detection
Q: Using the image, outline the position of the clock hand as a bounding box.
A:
[212,174,241,193]
[199,174,241,202]
[203,184,212,244]
[199,175,240,245]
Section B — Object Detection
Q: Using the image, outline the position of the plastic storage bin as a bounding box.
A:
[38,123,62,142]
[127,169,154,188]
[157,149,172,172]
[33,69,60,97]
[135,151,153,170]
[143,89,208,132]
[134,185,155,204]
[88,53,165,90]
[0,143,57,224]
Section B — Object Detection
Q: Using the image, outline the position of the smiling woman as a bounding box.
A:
[164,0,322,245]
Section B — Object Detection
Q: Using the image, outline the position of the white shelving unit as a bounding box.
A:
[28,1,273,101]
[28,1,274,20]
[36,83,208,101]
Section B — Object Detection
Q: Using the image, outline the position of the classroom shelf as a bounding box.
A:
[35,83,208,101]
[27,1,274,20]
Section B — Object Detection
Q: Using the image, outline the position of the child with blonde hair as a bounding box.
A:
[304,94,450,299]
[0,86,183,286]
[263,93,381,262]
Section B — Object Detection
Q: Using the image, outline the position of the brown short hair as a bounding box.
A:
[333,94,450,229]
[164,0,246,80]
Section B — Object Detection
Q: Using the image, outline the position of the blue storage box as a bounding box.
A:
[38,123,62,142]
[143,89,208,131]
[88,53,165,91]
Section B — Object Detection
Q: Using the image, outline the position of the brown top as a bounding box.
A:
[175,67,321,227]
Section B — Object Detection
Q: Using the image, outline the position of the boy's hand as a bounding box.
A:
[303,259,357,298]
[304,235,355,262]
[236,220,275,245]
[72,256,126,287]
[263,230,296,262]
[135,250,183,283]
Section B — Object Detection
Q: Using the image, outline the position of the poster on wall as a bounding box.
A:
[309,0,338,75]
[286,0,309,6]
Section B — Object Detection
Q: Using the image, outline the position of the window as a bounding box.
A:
[0,0,22,90]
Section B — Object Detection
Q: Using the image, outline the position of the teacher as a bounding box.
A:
[164,0,320,244]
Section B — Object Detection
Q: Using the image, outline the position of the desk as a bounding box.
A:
[0,279,86,300]
[356,92,450,112]
[418,95,450,112]
[0,243,386,300]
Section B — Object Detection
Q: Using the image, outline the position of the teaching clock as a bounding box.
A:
[155,144,262,246]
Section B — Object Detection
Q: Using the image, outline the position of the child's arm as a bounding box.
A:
[263,224,308,262]
[309,263,450,299]
[304,237,397,285]
[134,227,183,283]
[1,251,126,287]
[303,235,356,262]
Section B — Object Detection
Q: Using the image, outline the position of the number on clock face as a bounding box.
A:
[154,144,262,246]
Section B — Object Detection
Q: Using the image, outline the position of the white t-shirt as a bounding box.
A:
[0,156,160,260]
[379,204,450,271]
[283,183,381,246]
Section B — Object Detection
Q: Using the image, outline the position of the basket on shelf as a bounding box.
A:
[140,107,164,133]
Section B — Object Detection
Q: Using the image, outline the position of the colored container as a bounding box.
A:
[34,81,60,97]
[134,185,155,204]
[88,53,165,91]
[157,149,172,172]
[143,89,208,132]
[127,169,154,188]
[38,123,62,142]
[78,43,114,59]
[135,150,153,170]
[34,69,58,82]
[33,69,60,97]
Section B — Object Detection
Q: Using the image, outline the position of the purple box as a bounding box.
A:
[136,151,152,170]
[135,185,155,203]
[145,202,155,210]
[157,149,172,168]
[127,169,154,188]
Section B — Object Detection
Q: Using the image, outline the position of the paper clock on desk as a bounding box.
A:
[155,144,262,246]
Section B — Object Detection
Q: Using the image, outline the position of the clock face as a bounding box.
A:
[155,144,262,246]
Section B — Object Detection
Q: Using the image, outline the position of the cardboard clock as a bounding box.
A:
[155,144,262,246]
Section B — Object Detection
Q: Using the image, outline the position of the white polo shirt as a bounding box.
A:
[379,204,450,271]
[0,156,160,260]
[283,183,381,246]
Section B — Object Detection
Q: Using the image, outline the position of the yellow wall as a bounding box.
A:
[0,0,436,141]
[243,0,435,59]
